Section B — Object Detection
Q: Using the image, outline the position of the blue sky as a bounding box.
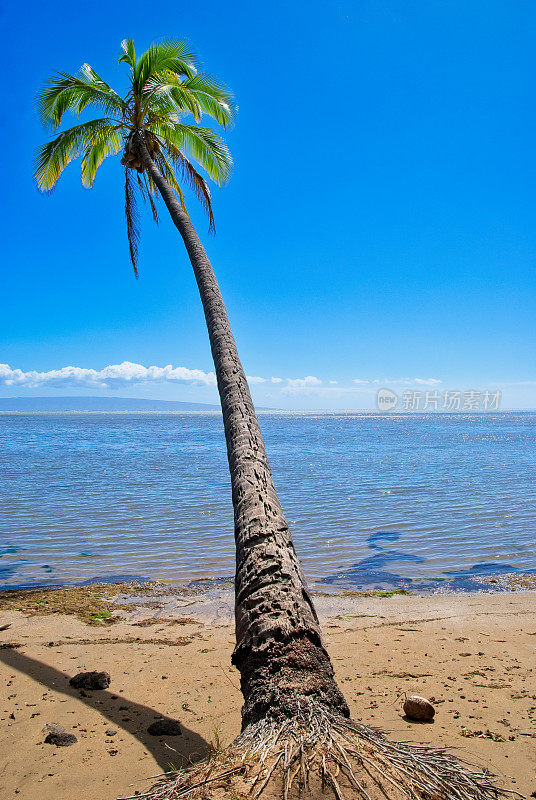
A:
[1,0,535,410]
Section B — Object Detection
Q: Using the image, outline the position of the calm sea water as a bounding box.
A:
[0,412,535,591]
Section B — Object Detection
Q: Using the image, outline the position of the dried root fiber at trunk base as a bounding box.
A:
[124,708,512,800]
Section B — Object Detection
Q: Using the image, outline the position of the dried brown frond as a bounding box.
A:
[125,165,140,278]
[164,141,215,233]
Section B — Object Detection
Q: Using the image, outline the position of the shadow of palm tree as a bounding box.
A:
[0,647,210,771]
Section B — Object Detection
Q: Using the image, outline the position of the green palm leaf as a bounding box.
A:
[34,119,118,191]
[118,38,136,71]
[144,71,234,128]
[37,68,126,129]
[153,122,232,184]
[134,39,198,97]
[181,74,234,128]
[81,126,123,188]
[145,75,204,122]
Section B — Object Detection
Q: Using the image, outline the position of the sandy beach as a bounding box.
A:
[1,585,535,799]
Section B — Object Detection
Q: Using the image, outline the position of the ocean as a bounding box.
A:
[1,412,535,591]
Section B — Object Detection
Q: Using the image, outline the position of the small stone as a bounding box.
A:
[69,671,111,690]
[147,718,182,736]
[403,695,436,722]
[42,723,65,734]
[105,729,117,736]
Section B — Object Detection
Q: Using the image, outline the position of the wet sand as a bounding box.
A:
[1,586,535,799]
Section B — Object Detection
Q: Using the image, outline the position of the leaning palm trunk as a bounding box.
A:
[135,130,349,728]
[129,129,507,800]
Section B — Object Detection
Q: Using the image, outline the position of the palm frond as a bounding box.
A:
[125,166,140,277]
[37,67,125,129]
[133,40,198,97]
[143,74,203,121]
[145,182,160,224]
[34,118,117,191]
[136,172,159,224]
[153,152,188,212]
[151,122,232,184]
[164,143,215,232]
[119,38,136,70]
[181,73,235,128]
[81,125,122,187]
[143,71,235,128]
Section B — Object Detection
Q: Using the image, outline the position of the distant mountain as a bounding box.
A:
[0,396,221,412]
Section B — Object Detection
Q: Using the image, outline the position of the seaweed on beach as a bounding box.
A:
[0,583,146,624]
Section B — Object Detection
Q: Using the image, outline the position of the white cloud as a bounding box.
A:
[0,362,217,388]
[352,377,441,386]
[0,364,450,398]
[286,376,322,388]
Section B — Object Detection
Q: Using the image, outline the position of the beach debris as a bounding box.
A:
[403,695,436,722]
[460,727,506,742]
[147,718,182,736]
[69,670,111,690]
[43,723,77,746]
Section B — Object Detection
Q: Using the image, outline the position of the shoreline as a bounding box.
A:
[1,584,535,798]
[2,569,536,597]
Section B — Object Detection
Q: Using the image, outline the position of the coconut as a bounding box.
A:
[403,695,435,722]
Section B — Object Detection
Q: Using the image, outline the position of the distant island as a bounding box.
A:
[0,396,221,412]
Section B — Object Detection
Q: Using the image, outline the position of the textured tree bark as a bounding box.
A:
[135,131,349,730]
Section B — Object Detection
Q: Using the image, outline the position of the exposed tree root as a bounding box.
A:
[121,708,517,800]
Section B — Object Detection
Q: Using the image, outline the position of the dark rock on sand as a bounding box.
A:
[69,671,111,690]
[105,728,118,736]
[43,724,77,746]
[147,719,182,736]
[45,731,78,746]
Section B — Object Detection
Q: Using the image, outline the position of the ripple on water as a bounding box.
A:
[0,412,535,589]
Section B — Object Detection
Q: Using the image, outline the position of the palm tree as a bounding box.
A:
[36,40,506,800]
